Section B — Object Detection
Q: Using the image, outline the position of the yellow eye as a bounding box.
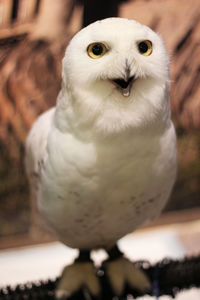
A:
[138,40,152,56]
[87,43,107,59]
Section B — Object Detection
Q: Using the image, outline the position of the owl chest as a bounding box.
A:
[38,130,175,248]
[41,132,166,211]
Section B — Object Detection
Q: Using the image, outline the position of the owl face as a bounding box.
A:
[63,18,169,91]
[61,18,170,134]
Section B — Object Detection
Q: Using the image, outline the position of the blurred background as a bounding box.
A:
[0,0,199,266]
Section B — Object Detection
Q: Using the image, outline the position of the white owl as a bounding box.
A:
[25,17,177,299]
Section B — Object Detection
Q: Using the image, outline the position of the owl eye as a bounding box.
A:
[87,43,107,59]
[138,40,152,56]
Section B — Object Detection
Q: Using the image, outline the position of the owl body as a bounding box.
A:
[26,18,177,251]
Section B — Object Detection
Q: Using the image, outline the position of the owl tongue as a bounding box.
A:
[122,85,131,97]
[112,76,134,97]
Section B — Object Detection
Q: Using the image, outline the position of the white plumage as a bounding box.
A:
[25,17,177,297]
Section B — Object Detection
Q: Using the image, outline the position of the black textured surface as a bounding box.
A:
[1,256,200,299]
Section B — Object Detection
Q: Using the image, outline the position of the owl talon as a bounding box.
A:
[103,256,151,296]
[56,261,101,299]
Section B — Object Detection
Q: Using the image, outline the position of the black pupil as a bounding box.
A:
[138,42,149,53]
[92,44,103,55]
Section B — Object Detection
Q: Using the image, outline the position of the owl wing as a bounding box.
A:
[25,107,55,192]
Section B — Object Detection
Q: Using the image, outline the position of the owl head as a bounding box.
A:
[60,18,170,135]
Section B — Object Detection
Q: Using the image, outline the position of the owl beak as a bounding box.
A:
[111,76,134,97]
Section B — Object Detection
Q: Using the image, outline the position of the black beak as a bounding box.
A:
[111,76,135,97]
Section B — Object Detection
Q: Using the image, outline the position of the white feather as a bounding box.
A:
[26,18,177,250]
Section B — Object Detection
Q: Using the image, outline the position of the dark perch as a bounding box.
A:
[1,255,200,299]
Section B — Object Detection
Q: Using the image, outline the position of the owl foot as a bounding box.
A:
[55,251,100,299]
[103,245,151,296]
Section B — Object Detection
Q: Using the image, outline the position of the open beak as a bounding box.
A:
[111,76,135,97]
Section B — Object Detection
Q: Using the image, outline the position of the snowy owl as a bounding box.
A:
[25,17,177,298]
